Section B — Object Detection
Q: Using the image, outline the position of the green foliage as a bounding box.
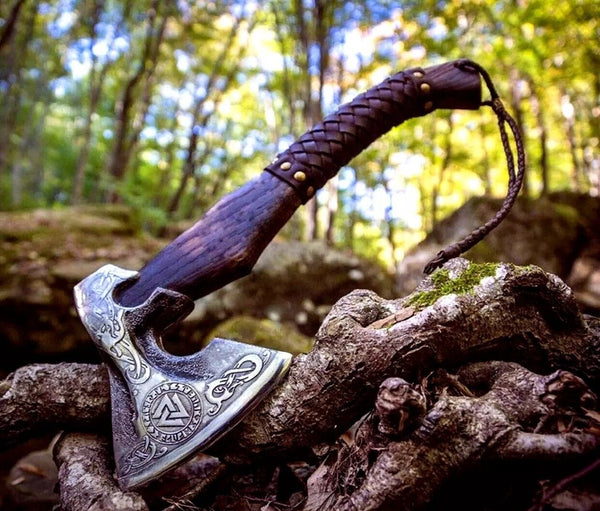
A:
[0,0,598,268]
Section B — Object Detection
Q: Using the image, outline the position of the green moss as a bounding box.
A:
[206,316,314,354]
[405,262,499,310]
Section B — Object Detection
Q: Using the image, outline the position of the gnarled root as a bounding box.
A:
[307,361,600,511]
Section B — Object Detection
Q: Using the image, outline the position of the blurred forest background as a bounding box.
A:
[1,0,599,270]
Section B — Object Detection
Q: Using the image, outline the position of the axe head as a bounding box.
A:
[74,264,292,490]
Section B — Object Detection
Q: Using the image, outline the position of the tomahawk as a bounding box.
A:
[74,59,524,489]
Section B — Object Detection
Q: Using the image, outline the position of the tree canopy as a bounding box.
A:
[1,0,598,268]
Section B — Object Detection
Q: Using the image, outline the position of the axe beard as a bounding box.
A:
[74,264,292,489]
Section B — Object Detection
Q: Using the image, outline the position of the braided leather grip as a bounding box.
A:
[265,59,482,203]
[117,59,482,306]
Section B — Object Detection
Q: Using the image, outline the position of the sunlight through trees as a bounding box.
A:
[1,0,598,268]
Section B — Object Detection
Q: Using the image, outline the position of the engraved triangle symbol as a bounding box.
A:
[152,393,190,427]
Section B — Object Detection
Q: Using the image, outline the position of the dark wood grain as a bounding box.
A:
[117,60,483,306]
[118,173,301,306]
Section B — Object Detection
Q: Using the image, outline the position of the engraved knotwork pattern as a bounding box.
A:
[205,353,266,415]
[75,267,150,385]
[120,435,169,476]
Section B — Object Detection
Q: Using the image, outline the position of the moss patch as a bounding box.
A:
[406,262,499,310]
[206,315,314,355]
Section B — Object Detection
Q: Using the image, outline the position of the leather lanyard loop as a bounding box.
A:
[424,60,526,274]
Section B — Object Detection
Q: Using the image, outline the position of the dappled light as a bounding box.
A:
[1,0,598,268]
[2,2,600,510]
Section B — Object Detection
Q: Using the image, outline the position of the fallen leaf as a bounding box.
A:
[368,307,415,329]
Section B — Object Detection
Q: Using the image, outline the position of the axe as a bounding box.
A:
[74,59,524,490]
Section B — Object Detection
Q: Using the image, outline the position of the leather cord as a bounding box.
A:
[423,61,526,274]
[263,59,525,274]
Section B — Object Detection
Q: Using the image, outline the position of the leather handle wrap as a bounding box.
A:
[265,59,482,203]
[117,59,483,307]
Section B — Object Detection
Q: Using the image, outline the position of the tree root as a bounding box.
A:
[0,363,109,447]
[306,362,600,511]
[1,259,600,509]
[54,432,148,511]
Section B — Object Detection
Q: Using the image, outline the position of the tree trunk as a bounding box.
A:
[154,100,184,210]
[105,0,167,203]
[346,167,358,251]
[0,1,36,185]
[164,12,253,219]
[270,1,298,137]
[479,121,492,195]
[561,90,584,192]
[431,114,453,228]
[324,177,338,245]
[0,0,27,50]
[509,69,529,198]
[72,0,109,205]
[166,128,200,217]
[381,172,398,271]
[528,80,549,196]
[294,0,317,241]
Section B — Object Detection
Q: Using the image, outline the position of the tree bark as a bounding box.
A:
[54,433,149,511]
[0,0,27,51]
[308,362,600,511]
[105,0,167,202]
[2,259,600,509]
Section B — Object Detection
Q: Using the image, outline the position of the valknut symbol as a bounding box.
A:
[142,383,202,444]
[153,393,189,427]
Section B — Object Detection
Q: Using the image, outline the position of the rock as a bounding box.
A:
[397,192,600,314]
[0,207,393,369]
[0,207,163,371]
[5,446,58,510]
[170,240,393,354]
[568,242,600,311]
[206,316,314,354]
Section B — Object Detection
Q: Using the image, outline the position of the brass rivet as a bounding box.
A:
[420,83,431,93]
[424,101,434,110]
[280,161,291,170]
[413,71,424,78]
[306,186,315,197]
[293,171,306,182]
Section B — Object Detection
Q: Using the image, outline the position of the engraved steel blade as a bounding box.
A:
[74,264,292,489]
[72,61,491,490]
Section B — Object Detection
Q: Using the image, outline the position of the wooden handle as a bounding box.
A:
[117,59,482,307]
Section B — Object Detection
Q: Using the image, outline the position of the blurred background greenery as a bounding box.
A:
[1,0,598,269]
